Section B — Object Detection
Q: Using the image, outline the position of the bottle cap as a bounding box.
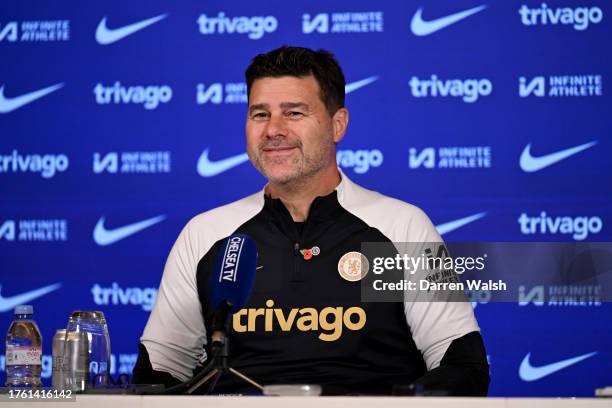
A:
[14,305,33,315]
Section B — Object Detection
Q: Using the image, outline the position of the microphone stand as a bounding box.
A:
[186,303,263,394]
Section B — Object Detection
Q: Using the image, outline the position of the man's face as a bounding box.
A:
[246,75,345,186]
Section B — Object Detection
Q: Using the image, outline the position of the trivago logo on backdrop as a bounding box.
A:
[409,75,493,103]
[91,282,157,312]
[197,12,278,39]
[517,212,603,241]
[0,150,69,178]
[336,149,383,174]
[93,82,172,110]
[519,4,603,30]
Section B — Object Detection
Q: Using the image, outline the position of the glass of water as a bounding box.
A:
[63,311,111,391]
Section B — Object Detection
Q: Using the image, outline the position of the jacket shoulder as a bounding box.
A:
[337,177,441,243]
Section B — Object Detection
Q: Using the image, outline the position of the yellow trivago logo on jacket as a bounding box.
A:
[232,299,366,341]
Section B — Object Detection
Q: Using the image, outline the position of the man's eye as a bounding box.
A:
[251,112,269,120]
[286,111,304,118]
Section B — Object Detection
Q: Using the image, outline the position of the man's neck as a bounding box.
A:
[266,166,341,222]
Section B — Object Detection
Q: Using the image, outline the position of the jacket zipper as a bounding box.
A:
[292,239,303,282]
[292,217,311,282]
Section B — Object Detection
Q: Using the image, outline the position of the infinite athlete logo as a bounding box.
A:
[0,20,70,42]
[233,299,366,341]
[519,75,602,98]
[0,219,68,242]
[409,146,492,169]
[518,285,602,307]
[196,83,247,105]
[302,11,383,34]
[93,151,171,174]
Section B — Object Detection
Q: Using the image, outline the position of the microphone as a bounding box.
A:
[153,234,258,395]
[209,234,258,346]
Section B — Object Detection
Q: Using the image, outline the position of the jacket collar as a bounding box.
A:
[262,168,351,223]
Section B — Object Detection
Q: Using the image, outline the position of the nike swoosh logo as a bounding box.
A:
[436,212,487,235]
[0,83,65,114]
[520,141,597,172]
[0,283,62,313]
[411,5,487,36]
[93,215,166,246]
[345,76,379,94]
[95,14,167,45]
[197,149,250,178]
[519,351,597,382]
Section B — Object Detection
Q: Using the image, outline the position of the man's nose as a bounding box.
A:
[264,113,288,138]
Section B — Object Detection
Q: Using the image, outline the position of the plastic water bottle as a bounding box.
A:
[5,305,42,387]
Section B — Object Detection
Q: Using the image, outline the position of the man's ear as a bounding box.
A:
[332,107,349,143]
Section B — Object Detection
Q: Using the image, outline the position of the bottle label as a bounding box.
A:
[6,345,42,365]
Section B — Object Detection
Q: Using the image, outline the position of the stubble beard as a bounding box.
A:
[250,136,335,189]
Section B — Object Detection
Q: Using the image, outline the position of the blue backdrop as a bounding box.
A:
[1,0,610,396]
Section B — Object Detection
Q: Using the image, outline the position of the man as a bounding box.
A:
[133,46,490,395]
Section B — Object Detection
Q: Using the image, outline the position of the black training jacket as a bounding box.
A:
[133,171,490,395]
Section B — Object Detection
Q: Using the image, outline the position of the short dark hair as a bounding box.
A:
[245,46,346,116]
